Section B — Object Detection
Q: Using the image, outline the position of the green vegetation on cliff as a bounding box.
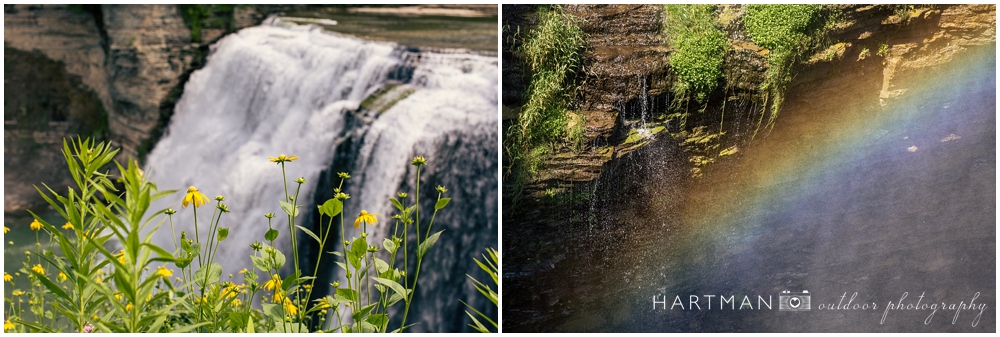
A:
[504,5,585,205]
[744,4,836,135]
[663,5,728,104]
[179,5,237,43]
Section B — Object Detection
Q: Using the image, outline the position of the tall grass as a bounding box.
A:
[504,5,585,206]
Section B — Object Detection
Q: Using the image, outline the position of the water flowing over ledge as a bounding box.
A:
[144,19,497,332]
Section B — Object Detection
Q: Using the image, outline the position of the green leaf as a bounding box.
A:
[247,314,255,333]
[265,245,286,270]
[366,314,388,330]
[435,197,451,210]
[229,312,250,332]
[296,225,321,244]
[390,198,404,211]
[28,268,71,303]
[418,230,445,259]
[348,237,367,269]
[318,198,343,217]
[193,263,222,288]
[357,321,378,333]
[372,277,407,300]
[374,258,389,275]
[262,303,284,321]
[279,200,299,217]
[335,288,358,302]
[382,238,397,254]
[251,255,269,272]
[217,227,229,242]
[352,303,379,322]
[265,228,279,241]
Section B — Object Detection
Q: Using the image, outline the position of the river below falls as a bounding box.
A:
[505,45,995,332]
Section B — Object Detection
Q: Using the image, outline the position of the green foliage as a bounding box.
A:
[462,248,497,333]
[4,138,465,333]
[179,5,235,43]
[744,4,831,135]
[664,5,729,103]
[504,5,585,206]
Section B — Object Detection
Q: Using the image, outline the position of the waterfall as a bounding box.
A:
[144,20,497,332]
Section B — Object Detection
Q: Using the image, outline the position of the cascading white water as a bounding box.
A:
[145,22,399,273]
[144,19,497,332]
[347,50,498,331]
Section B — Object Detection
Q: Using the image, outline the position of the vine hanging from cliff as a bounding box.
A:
[503,4,585,206]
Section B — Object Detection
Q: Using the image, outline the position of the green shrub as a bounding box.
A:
[664,5,728,103]
[504,5,585,206]
[743,4,830,135]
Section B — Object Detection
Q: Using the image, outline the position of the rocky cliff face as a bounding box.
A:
[100,5,195,162]
[3,4,256,212]
[503,4,995,330]
[503,4,995,202]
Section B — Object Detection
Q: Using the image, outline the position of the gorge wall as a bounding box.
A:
[502,4,995,330]
[3,4,269,211]
[502,3,995,221]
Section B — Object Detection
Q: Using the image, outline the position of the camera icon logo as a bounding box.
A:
[779,290,811,311]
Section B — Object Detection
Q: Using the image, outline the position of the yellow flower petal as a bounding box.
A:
[155,266,173,278]
[29,219,42,231]
[353,210,380,228]
[182,186,210,208]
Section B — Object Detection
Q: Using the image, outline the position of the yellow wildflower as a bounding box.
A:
[96,277,103,283]
[29,219,42,231]
[283,297,298,316]
[4,319,14,332]
[62,222,74,230]
[268,154,299,164]
[238,268,247,274]
[4,272,11,282]
[12,290,25,296]
[272,288,286,303]
[114,291,123,301]
[263,274,281,291]
[58,272,68,282]
[155,266,173,278]
[125,303,133,311]
[3,226,8,234]
[411,156,426,167]
[31,264,44,275]
[115,250,126,264]
[314,297,332,309]
[353,210,380,228]
[182,186,210,208]
[147,294,153,301]
[221,283,238,299]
